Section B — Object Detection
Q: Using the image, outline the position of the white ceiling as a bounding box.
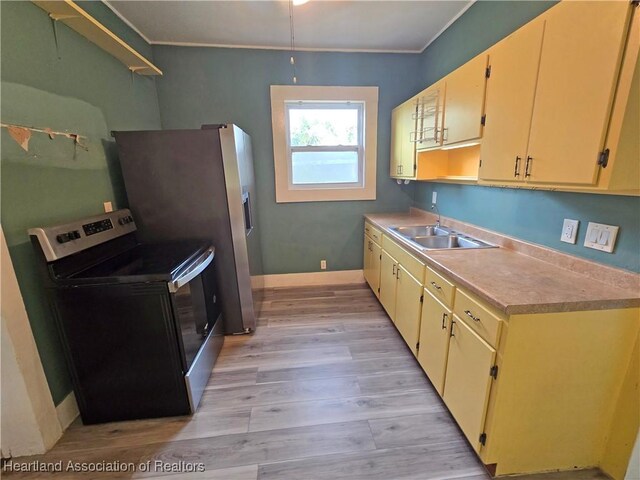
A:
[104,1,474,53]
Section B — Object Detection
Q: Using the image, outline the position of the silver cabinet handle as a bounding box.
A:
[430,281,442,290]
[441,312,448,330]
[514,156,521,178]
[392,264,396,276]
[450,319,456,337]
[465,310,481,322]
[169,247,215,293]
[525,156,533,178]
[396,266,400,279]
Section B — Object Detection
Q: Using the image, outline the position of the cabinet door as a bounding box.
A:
[370,240,381,299]
[443,315,496,452]
[417,290,452,395]
[443,54,488,146]
[479,19,544,183]
[390,99,417,178]
[416,81,445,151]
[379,250,398,321]
[390,105,403,177]
[363,236,374,291]
[394,265,423,356]
[525,1,630,185]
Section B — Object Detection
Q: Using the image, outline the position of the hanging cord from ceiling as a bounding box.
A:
[289,0,297,84]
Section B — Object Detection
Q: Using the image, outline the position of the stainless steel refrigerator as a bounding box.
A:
[113,124,263,334]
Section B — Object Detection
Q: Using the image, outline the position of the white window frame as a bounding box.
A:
[271,85,378,203]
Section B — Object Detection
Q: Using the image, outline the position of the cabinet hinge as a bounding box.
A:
[419,295,424,303]
[490,365,499,379]
[479,433,487,446]
[597,148,610,168]
[480,114,486,126]
[485,65,491,78]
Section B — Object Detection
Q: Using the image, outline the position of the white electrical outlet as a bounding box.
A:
[432,192,437,205]
[103,201,113,213]
[560,219,579,244]
[320,260,327,270]
[584,222,619,253]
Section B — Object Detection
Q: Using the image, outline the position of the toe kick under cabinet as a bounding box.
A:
[363,227,640,478]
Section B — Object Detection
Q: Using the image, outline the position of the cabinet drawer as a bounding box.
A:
[454,288,503,348]
[381,234,425,281]
[364,222,382,244]
[425,267,455,308]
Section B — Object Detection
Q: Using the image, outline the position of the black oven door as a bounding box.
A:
[169,247,224,411]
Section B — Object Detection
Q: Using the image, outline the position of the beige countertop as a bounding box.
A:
[365,212,640,315]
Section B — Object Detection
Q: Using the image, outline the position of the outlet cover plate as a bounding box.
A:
[584,222,619,253]
[560,219,579,244]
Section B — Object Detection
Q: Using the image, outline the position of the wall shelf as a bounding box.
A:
[415,144,481,182]
[32,0,162,76]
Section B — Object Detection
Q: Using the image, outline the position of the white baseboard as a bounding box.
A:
[253,270,365,289]
[55,392,79,431]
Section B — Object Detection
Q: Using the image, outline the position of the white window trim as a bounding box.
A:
[271,85,378,203]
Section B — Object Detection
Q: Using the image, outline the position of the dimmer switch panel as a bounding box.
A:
[584,222,619,253]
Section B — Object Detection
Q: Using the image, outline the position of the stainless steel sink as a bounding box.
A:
[388,224,496,251]
[413,235,492,249]
[390,225,449,237]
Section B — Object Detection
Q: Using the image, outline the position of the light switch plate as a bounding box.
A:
[584,222,619,253]
[103,201,113,213]
[561,219,579,244]
[432,192,437,205]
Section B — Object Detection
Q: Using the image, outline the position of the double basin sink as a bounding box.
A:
[389,225,496,251]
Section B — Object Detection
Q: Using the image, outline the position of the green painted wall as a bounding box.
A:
[1,1,161,404]
[415,0,640,273]
[152,47,420,274]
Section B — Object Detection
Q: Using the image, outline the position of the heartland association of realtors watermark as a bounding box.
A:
[2,459,206,474]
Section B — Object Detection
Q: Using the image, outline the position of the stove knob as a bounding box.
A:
[56,233,70,244]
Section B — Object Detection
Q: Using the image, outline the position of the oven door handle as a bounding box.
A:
[168,247,215,293]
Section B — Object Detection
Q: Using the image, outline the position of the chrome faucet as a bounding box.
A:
[431,202,441,228]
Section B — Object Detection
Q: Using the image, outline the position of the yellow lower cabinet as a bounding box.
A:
[379,249,398,321]
[417,290,452,395]
[363,236,381,297]
[393,265,423,356]
[370,241,381,298]
[443,315,496,452]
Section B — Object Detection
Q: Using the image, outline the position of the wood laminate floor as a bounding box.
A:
[2,284,610,480]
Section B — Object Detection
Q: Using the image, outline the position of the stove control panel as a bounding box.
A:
[28,209,137,262]
[83,219,114,236]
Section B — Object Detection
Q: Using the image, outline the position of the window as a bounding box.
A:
[271,86,378,203]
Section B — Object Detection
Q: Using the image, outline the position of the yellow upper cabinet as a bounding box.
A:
[479,19,545,183]
[442,54,489,147]
[415,80,446,151]
[391,1,638,194]
[525,1,630,186]
[390,98,417,178]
